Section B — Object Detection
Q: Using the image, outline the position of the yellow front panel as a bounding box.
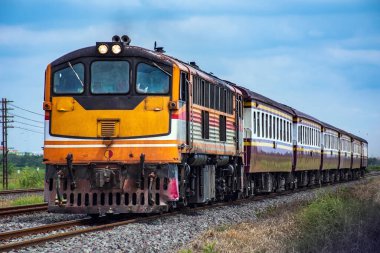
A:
[51,96,170,138]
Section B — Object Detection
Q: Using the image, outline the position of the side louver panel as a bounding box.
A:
[97,119,120,138]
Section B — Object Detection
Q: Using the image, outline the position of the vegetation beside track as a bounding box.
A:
[367,165,380,171]
[10,195,44,206]
[179,177,380,253]
[0,154,44,190]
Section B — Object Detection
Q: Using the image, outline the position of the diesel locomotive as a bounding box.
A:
[43,35,368,215]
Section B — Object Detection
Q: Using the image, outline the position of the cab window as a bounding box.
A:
[53,63,84,94]
[136,63,169,94]
[91,61,130,94]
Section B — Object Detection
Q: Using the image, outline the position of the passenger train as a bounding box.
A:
[43,36,368,215]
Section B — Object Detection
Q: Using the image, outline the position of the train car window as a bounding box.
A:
[136,63,169,94]
[275,118,278,140]
[290,123,292,143]
[317,130,321,147]
[328,135,331,149]
[309,128,312,146]
[265,114,268,138]
[262,113,265,138]
[308,127,311,145]
[257,111,261,137]
[180,72,188,101]
[303,126,306,144]
[316,130,318,146]
[220,115,227,141]
[54,63,84,94]
[305,127,308,145]
[269,115,272,139]
[286,122,289,143]
[298,126,300,143]
[91,61,130,94]
[202,110,209,139]
[317,131,320,147]
[285,122,287,142]
[253,111,256,135]
[280,119,283,141]
[310,128,312,146]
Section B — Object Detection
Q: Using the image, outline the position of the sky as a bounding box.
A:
[0,0,379,156]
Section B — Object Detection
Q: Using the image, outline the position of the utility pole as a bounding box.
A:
[1,98,13,189]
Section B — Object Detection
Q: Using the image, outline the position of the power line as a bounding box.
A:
[9,113,43,124]
[13,121,44,129]
[13,126,44,135]
[9,104,44,117]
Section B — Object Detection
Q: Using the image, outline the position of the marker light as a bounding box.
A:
[112,44,122,54]
[98,44,108,54]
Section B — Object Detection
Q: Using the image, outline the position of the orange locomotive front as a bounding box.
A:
[43,36,244,215]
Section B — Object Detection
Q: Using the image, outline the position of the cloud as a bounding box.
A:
[326,47,380,64]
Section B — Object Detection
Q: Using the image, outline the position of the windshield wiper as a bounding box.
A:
[68,62,84,87]
[153,62,172,77]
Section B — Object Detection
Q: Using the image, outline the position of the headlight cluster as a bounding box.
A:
[98,44,109,54]
[97,43,122,55]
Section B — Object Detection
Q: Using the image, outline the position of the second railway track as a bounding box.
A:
[0,203,47,217]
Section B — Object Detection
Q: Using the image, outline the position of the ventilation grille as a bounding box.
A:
[98,119,119,137]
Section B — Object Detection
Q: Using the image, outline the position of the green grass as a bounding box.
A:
[10,195,44,206]
[202,242,217,253]
[368,165,380,171]
[291,184,380,253]
[0,167,44,190]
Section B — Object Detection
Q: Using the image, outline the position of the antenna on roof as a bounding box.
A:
[154,41,165,53]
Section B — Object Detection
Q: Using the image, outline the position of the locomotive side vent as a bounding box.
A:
[97,119,120,137]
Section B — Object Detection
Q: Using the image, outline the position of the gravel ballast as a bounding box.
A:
[2,179,369,253]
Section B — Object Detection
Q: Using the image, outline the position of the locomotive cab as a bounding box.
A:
[43,39,183,214]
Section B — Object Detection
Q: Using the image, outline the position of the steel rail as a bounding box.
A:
[0,188,44,195]
[0,203,47,217]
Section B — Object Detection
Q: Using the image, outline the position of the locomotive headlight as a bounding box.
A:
[112,44,122,54]
[98,44,108,54]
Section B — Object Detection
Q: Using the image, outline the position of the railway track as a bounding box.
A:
[0,188,44,196]
[0,172,379,252]
[0,203,47,217]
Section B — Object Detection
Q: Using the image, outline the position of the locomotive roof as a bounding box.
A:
[51,45,174,67]
[50,44,237,93]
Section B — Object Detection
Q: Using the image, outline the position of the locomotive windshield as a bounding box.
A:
[91,61,130,94]
[136,63,170,94]
[53,63,84,94]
